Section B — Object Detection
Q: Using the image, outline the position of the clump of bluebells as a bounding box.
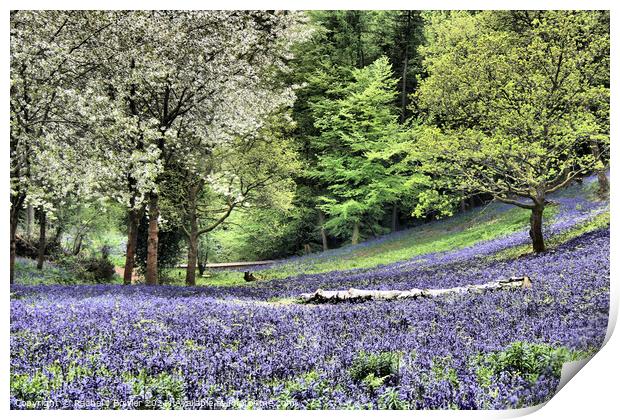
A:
[10,176,609,409]
[10,228,609,409]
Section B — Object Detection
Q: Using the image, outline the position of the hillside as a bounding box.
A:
[187,174,608,287]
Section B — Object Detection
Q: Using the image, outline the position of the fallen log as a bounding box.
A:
[299,276,532,303]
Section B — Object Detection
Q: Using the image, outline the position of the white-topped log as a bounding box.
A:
[299,276,532,303]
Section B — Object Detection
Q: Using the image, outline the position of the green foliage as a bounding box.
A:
[378,388,410,409]
[282,10,427,250]
[126,370,186,409]
[272,370,331,409]
[473,341,588,387]
[310,57,409,242]
[81,256,116,283]
[431,355,460,388]
[210,205,305,262]
[11,371,52,407]
[14,253,121,286]
[14,258,78,285]
[361,373,386,391]
[411,11,609,219]
[11,358,103,408]
[349,351,401,386]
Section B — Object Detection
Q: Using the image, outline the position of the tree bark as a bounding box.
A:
[10,195,24,284]
[26,204,34,240]
[354,11,365,67]
[10,221,18,284]
[145,193,159,285]
[391,203,399,232]
[197,243,207,276]
[53,223,63,246]
[197,263,206,277]
[597,171,610,195]
[318,210,329,252]
[72,233,83,256]
[123,208,141,285]
[590,140,609,195]
[185,232,198,286]
[184,183,200,286]
[529,204,545,253]
[460,199,467,212]
[300,276,532,303]
[351,221,360,245]
[37,209,46,270]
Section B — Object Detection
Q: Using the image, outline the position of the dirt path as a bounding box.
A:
[176,260,276,269]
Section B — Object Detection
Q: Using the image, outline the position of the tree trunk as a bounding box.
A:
[123,208,141,285]
[197,263,206,276]
[26,204,34,240]
[351,221,360,245]
[460,199,467,212]
[318,210,328,251]
[590,140,609,195]
[145,193,159,285]
[10,196,24,284]
[185,233,198,286]
[37,209,46,270]
[53,223,63,245]
[300,276,532,304]
[197,243,207,276]
[355,12,365,67]
[72,233,83,256]
[391,203,399,232]
[597,171,610,195]
[10,221,18,284]
[529,204,545,253]
[185,184,200,286]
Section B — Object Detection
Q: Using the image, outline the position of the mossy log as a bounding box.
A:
[299,276,532,303]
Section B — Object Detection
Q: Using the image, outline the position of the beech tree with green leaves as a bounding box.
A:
[311,57,407,244]
[413,11,609,253]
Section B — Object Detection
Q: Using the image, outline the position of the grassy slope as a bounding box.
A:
[182,205,560,287]
[15,180,608,288]
[192,177,608,287]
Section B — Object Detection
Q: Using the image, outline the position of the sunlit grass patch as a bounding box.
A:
[202,205,556,284]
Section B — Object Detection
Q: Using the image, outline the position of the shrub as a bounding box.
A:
[56,254,116,284]
[474,341,586,386]
[83,257,116,283]
[349,351,401,387]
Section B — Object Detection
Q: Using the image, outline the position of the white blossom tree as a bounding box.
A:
[10,11,117,281]
[80,11,308,284]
